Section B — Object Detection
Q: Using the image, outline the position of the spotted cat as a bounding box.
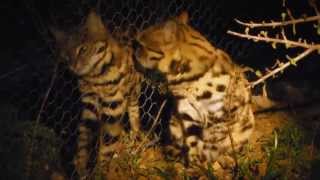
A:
[134,11,254,167]
[51,11,141,179]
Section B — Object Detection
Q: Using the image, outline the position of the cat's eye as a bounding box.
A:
[132,39,142,50]
[97,44,106,53]
[150,57,161,61]
[132,40,143,58]
[96,42,107,54]
[77,45,87,56]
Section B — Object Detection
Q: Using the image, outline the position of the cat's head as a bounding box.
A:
[51,10,113,77]
[134,11,217,84]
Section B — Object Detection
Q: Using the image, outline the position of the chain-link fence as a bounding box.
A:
[1,0,287,179]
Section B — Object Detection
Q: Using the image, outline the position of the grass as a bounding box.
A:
[18,120,318,180]
[237,121,319,180]
[2,101,319,179]
[0,105,63,180]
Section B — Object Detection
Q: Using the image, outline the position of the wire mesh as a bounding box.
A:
[0,0,258,179]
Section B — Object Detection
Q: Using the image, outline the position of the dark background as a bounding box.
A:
[0,0,319,179]
[1,0,319,98]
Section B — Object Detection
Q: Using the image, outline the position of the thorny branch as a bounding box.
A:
[250,48,316,88]
[233,15,320,29]
[228,1,320,88]
[227,30,320,49]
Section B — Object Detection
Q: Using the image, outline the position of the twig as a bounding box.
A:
[250,48,316,88]
[227,30,320,49]
[310,122,320,158]
[230,1,320,94]
[133,99,167,154]
[0,65,27,80]
[234,15,320,28]
[309,0,320,17]
[286,8,295,22]
[26,63,59,179]
[150,100,168,133]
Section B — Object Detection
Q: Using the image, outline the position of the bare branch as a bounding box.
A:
[234,15,320,28]
[309,0,320,17]
[227,30,320,49]
[0,65,27,80]
[230,1,320,92]
[133,99,167,154]
[26,63,59,178]
[250,48,316,88]
[286,8,295,21]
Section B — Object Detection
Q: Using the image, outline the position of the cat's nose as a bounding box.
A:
[169,59,180,74]
[170,59,191,74]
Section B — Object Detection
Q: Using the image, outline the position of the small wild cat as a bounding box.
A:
[51,11,141,179]
[134,11,255,168]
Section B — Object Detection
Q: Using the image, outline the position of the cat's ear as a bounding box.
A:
[84,10,108,38]
[49,27,69,61]
[163,20,178,42]
[162,11,189,42]
[49,26,67,46]
[176,11,189,24]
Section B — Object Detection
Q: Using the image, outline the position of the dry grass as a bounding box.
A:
[89,95,320,180]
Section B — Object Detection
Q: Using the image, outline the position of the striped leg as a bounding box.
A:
[128,96,140,132]
[98,116,124,174]
[164,116,188,162]
[74,109,100,180]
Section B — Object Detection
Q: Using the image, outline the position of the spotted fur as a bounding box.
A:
[51,11,141,179]
[134,11,254,167]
